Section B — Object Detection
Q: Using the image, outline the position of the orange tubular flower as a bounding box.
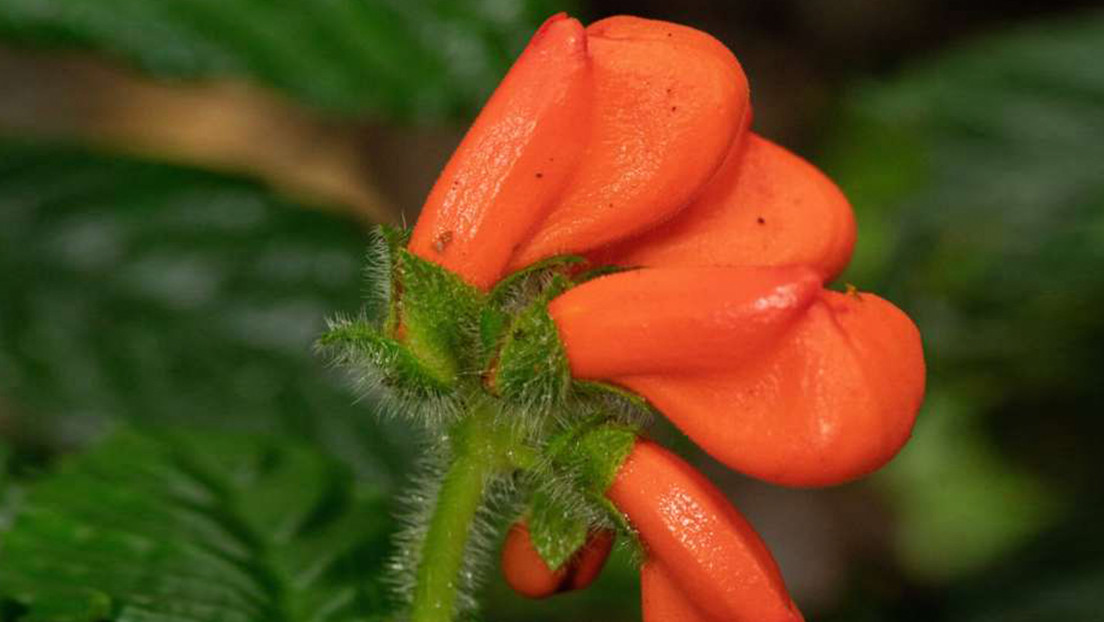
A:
[609,440,804,622]
[550,273,924,486]
[411,13,749,289]
[405,11,925,622]
[407,14,592,291]
[412,12,924,487]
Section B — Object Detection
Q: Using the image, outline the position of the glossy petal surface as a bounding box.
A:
[594,134,856,280]
[620,291,925,487]
[641,562,711,622]
[409,14,591,289]
[608,441,803,622]
[510,16,749,267]
[550,266,822,378]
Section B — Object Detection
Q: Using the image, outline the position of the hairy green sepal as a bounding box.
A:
[324,228,595,417]
[516,421,640,570]
[319,317,454,399]
[490,274,573,408]
[528,489,591,571]
[319,225,487,406]
[572,425,639,492]
[479,255,584,364]
[393,247,485,381]
[547,421,639,496]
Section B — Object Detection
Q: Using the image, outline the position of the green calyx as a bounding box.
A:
[320,226,653,619]
[552,422,640,494]
[486,274,573,409]
[321,225,608,420]
[318,321,453,400]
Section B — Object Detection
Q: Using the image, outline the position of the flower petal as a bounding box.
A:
[549,266,822,378]
[408,13,591,290]
[641,562,710,622]
[608,440,804,622]
[592,133,857,281]
[619,291,925,487]
[509,16,750,269]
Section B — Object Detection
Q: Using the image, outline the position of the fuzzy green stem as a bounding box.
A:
[410,402,515,622]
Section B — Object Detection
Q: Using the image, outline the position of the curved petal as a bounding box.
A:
[608,440,804,622]
[500,521,614,598]
[619,291,925,487]
[509,16,750,269]
[549,266,822,378]
[592,134,857,281]
[408,14,591,290]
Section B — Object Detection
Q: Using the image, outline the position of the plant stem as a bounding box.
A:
[409,402,511,622]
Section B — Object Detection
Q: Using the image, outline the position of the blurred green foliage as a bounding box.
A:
[827,7,1104,618]
[0,427,396,621]
[835,11,1104,390]
[0,0,566,120]
[0,142,409,484]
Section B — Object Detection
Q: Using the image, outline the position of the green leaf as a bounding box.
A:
[0,140,407,481]
[0,0,570,120]
[0,428,397,622]
[9,590,111,622]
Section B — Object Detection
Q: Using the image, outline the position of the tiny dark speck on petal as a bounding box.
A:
[434,230,454,253]
[757,217,766,225]
[671,106,678,112]
[535,172,544,179]
[666,32,672,37]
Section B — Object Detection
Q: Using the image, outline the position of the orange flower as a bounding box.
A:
[407,12,925,621]
[609,440,804,622]
[411,12,924,487]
